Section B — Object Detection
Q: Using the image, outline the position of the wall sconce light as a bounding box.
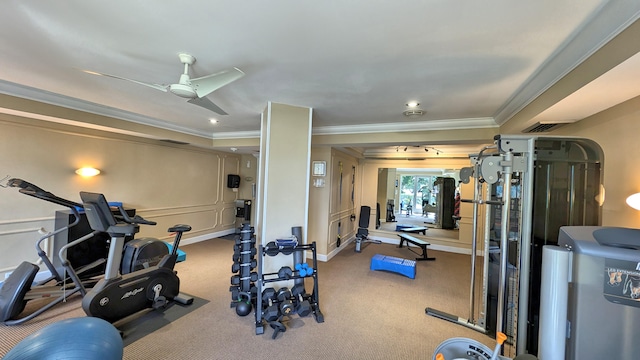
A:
[626,192,640,210]
[75,167,101,177]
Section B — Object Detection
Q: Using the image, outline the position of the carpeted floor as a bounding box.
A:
[1,236,497,359]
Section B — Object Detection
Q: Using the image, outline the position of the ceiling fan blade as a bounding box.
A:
[83,70,168,92]
[190,67,245,98]
[187,97,228,115]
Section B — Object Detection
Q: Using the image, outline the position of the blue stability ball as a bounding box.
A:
[3,317,123,360]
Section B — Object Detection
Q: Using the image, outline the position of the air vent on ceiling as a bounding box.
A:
[523,122,566,133]
[160,139,190,145]
[403,109,425,117]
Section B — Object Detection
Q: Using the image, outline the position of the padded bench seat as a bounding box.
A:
[397,233,436,261]
[399,226,427,235]
[370,254,416,279]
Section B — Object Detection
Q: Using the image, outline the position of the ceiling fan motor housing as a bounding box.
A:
[169,83,197,98]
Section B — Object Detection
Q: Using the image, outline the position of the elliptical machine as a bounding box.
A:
[79,191,193,323]
[0,178,176,325]
[0,179,96,325]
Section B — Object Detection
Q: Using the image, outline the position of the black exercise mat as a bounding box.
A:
[119,295,209,346]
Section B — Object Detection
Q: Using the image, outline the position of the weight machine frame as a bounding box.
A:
[426,134,602,356]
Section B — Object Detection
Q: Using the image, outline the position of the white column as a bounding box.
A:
[257,102,312,278]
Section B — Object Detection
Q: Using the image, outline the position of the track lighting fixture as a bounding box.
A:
[392,145,444,155]
[423,146,444,155]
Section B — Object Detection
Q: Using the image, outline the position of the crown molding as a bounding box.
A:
[494,1,640,125]
[0,80,213,139]
[312,117,498,135]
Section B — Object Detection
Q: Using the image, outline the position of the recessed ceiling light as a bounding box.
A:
[406,101,419,107]
[210,118,218,124]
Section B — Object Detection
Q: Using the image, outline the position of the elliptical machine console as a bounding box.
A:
[79,191,192,323]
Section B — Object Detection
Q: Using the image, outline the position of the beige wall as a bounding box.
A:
[548,95,640,228]
[326,149,359,256]
[237,153,258,224]
[0,115,241,277]
[308,147,332,256]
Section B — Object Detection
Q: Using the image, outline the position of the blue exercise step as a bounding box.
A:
[370,254,416,279]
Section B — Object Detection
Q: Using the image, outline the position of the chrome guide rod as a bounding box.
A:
[516,139,535,355]
[481,181,492,328]
[468,160,480,323]
[496,151,513,336]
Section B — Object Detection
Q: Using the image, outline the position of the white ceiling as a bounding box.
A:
[1,1,639,155]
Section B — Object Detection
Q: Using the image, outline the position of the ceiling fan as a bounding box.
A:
[84,53,245,115]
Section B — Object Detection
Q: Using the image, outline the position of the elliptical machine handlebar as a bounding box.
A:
[114,205,157,226]
[6,178,84,245]
[7,178,83,210]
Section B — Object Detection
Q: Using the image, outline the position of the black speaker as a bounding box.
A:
[227,174,241,188]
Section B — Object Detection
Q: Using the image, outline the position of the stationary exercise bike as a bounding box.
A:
[79,191,193,323]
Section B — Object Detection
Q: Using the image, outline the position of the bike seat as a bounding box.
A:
[168,224,192,233]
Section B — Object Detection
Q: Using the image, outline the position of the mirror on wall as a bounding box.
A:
[376,168,460,241]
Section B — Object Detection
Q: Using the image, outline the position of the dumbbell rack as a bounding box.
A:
[254,241,324,335]
[229,224,257,310]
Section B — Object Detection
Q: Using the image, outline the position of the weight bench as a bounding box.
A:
[399,226,427,235]
[397,233,435,261]
[370,254,416,279]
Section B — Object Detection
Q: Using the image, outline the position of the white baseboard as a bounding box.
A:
[180,228,236,246]
[319,237,357,262]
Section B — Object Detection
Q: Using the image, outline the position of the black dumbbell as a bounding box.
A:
[291,284,312,317]
[262,288,279,322]
[232,260,257,273]
[233,246,256,260]
[230,285,240,301]
[234,246,257,255]
[262,288,276,304]
[277,266,293,279]
[269,321,286,340]
[276,287,294,316]
[265,241,279,256]
[235,237,257,246]
[231,272,258,285]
